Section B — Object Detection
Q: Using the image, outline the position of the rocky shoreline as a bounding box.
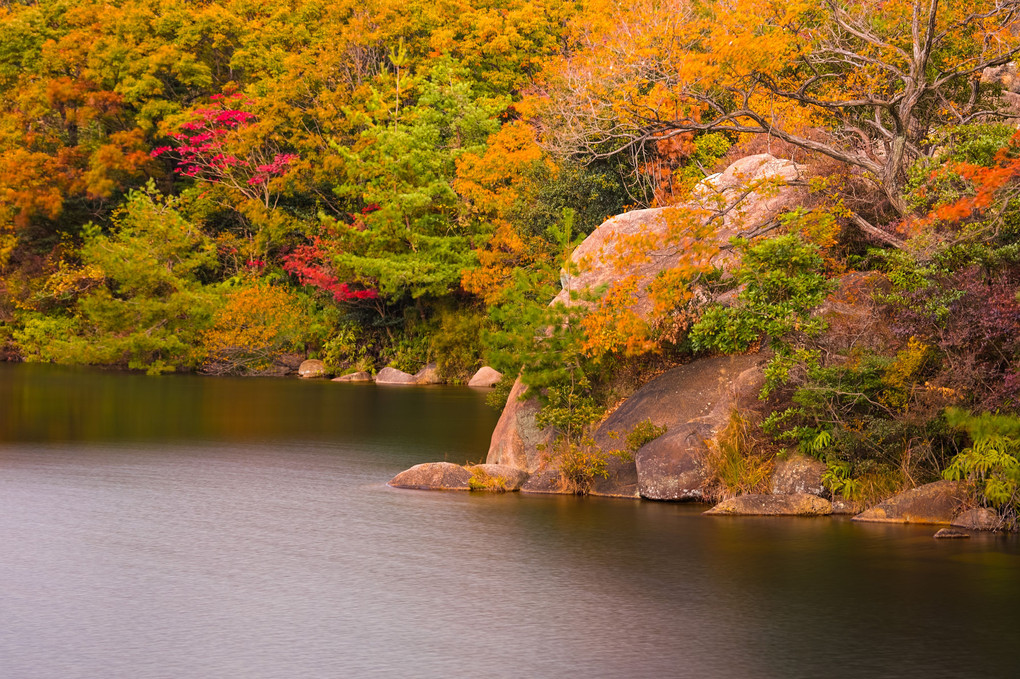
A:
[384,154,1010,537]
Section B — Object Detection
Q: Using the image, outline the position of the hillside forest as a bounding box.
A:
[3,0,1020,522]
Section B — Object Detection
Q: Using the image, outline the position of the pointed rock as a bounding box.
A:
[468,366,503,388]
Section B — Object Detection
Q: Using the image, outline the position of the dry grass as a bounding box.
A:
[704,409,775,501]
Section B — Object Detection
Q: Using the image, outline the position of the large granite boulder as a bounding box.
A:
[596,354,765,501]
[468,366,503,388]
[388,462,473,490]
[332,371,372,382]
[631,424,712,501]
[705,493,833,516]
[852,480,968,525]
[553,154,806,316]
[465,464,530,491]
[414,362,443,385]
[298,359,326,378]
[375,367,417,385]
[770,455,827,496]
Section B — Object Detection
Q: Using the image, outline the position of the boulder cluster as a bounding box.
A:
[386,154,1006,537]
[296,359,502,388]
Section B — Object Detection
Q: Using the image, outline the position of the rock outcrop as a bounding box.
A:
[468,366,503,388]
[705,493,833,516]
[598,354,764,500]
[631,424,711,500]
[951,507,1000,531]
[770,455,827,496]
[485,155,802,485]
[852,480,968,525]
[298,359,326,378]
[375,367,418,385]
[332,371,372,382]
[388,462,473,490]
[465,464,530,491]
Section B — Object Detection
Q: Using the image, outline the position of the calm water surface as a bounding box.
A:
[1,363,1018,679]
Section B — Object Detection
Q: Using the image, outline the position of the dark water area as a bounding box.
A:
[1,364,1018,679]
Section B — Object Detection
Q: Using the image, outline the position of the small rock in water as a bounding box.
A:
[934,528,971,539]
[465,464,530,491]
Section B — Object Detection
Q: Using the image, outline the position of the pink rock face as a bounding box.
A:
[553,154,806,317]
[484,378,555,473]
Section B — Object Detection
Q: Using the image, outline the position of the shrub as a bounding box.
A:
[553,435,610,495]
[201,282,310,375]
[467,467,509,492]
[943,408,1020,530]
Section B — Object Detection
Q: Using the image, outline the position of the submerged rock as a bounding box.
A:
[465,464,530,491]
[770,455,827,496]
[467,366,503,388]
[951,507,1000,531]
[852,480,967,525]
[375,367,417,385]
[332,371,372,382]
[298,359,326,378]
[414,362,443,385]
[705,493,833,516]
[388,462,472,490]
[934,528,972,540]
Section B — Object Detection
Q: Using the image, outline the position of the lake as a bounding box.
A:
[1,363,1018,678]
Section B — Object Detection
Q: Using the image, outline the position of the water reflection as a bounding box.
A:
[1,364,1018,679]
